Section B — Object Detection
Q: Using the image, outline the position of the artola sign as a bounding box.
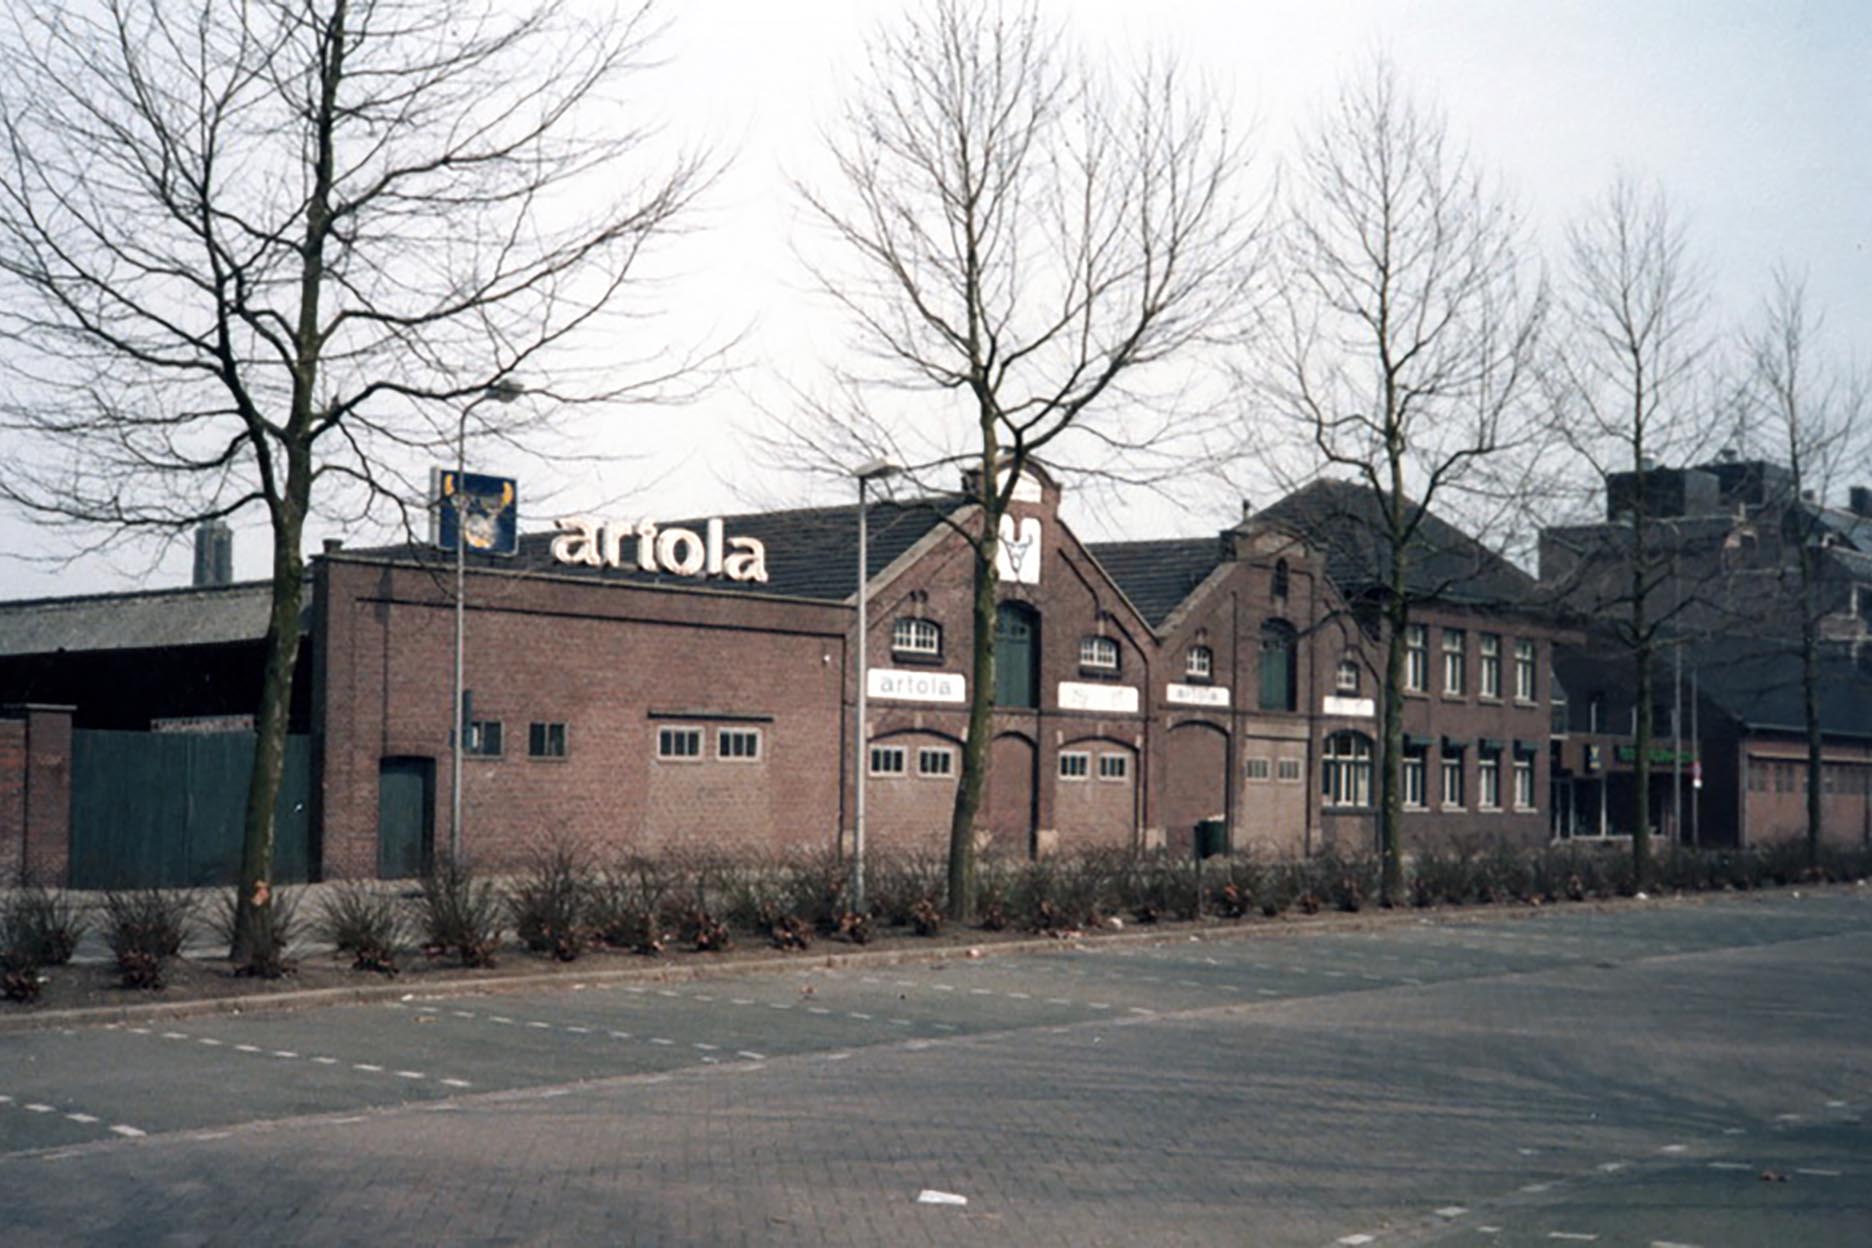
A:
[550,515,768,583]
[867,668,966,703]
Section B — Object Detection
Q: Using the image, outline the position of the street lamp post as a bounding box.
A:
[449,379,524,866]
[851,458,900,914]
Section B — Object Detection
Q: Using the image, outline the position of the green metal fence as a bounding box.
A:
[69,730,312,889]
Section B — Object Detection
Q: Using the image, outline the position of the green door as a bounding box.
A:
[994,602,1039,708]
[377,757,434,879]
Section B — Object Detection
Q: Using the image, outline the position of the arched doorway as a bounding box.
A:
[1164,720,1229,856]
[985,732,1037,855]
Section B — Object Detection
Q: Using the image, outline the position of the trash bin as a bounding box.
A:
[1194,816,1228,860]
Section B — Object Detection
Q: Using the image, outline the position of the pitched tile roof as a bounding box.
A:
[1257,479,1536,608]
[0,581,280,657]
[1085,538,1227,628]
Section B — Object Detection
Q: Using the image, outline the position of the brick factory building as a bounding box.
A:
[0,464,1713,888]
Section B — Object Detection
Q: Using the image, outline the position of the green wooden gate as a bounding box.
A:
[69,730,313,888]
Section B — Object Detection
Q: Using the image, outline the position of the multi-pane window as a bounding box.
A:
[1514,639,1537,701]
[1098,753,1129,781]
[1259,620,1297,711]
[892,617,941,656]
[717,728,762,760]
[1403,745,1427,809]
[1185,646,1213,679]
[869,745,907,775]
[1321,732,1373,808]
[1442,629,1466,695]
[1059,750,1091,779]
[466,720,504,757]
[1245,757,1271,781]
[1513,754,1536,810]
[1477,749,1502,809]
[657,727,701,759]
[1405,625,1428,692]
[917,747,954,777]
[1441,748,1465,808]
[1479,634,1501,699]
[1334,659,1359,693]
[1272,559,1290,600]
[527,722,566,758]
[1277,758,1302,782]
[1079,636,1119,672]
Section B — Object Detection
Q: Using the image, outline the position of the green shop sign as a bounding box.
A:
[1614,745,1697,765]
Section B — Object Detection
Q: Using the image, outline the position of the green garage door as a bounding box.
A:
[69,730,312,889]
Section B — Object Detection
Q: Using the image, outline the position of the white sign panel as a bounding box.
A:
[1058,681,1141,714]
[996,513,1042,584]
[868,668,967,704]
[1167,683,1231,708]
[1321,695,1376,718]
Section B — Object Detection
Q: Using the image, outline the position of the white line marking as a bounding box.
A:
[1520,1182,1553,1193]
[610,1031,632,1040]
[649,1037,674,1046]
[109,1125,145,1137]
[489,1016,514,1025]
[932,984,955,992]
[394,1070,425,1080]
[693,994,714,1002]
[1046,997,1072,1005]
[694,1043,718,1052]
[439,1078,472,1088]
[161,1032,187,1040]
[1796,1168,1842,1177]
[968,988,992,996]
[767,1002,792,1010]
[1774,1113,1804,1122]
[1659,1144,1689,1153]
[808,1007,831,1015]
[234,1044,261,1053]
[656,990,678,998]
[354,1063,384,1073]
[1435,1205,1467,1217]
[1257,989,1281,996]
[1548,1235,1597,1242]
[128,1027,150,1035]
[1708,1162,1750,1171]
[1722,1127,1745,1135]
[65,1113,98,1124]
[1518,1148,1540,1156]
[565,1026,591,1034]
[1336,1235,1377,1246]
[624,985,644,993]
[737,1050,765,1061]
[1088,1002,1111,1009]
[451,1010,475,1019]
[312,1056,339,1065]
[1826,1099,1848,1108]
[328,1117,368,1125]
[189,1131,231,1141]
[525,1021,551,1030]
[24,1104,53,1113]
[271,1050,299,1059]
[1650,1241,1705,1248]
[889,1018,911,1025]
[1007,992,1031,1000]
[196,1037,222,1047]
[731,998,754,1006]
[825,1052,852,1062]
[932,1023,957,1031]
[1127,1007,1154,1015]
[1596,1161,1628,1172]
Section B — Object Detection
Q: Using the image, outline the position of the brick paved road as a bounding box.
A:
[1,891,1867,1246]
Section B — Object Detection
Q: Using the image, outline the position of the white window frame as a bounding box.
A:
[656,726,701,761]
[1479,633,1502,699]
[1514,639,1537,702]
[717,727,762,761]
[1097,753,1129,781]
[1440,752,1465,808]
[1335,658,1360,694]
[1442,629,1466,696]
[1059,750,1091,780]
[892,617,941,656]
[1245,757,1271,781]
[868,745,907,776]
[1477,750,1502,810]
[1321,732,1373,808]
[1403,749,1427,809]
[1405,624,1428,693]
[1079,635,1119,672]
[917,746,955,778]
[1513,754,1536,810]
[1185,645,1213,679]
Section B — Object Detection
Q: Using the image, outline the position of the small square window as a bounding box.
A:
[869,745,907,776]
[466,719,503,757]
[1079,636,1119,672]
[1276,758,1302,782]
[1245,757,1271,781]
[1185,646,1213,679]
[527,722,566,759]
[1098,753,1129,781]
[1335,659,1360,694]
[657,727,701,760]
[917,747,954,777]
[718,728,762,760]
[1059,750,1090,779]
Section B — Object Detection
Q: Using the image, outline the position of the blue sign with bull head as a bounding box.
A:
[435,469,519,557]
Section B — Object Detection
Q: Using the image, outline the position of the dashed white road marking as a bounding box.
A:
[312,1056,339,1065]
[1520,1182,1553,1193]
[807,1007,831,1015]
[693,1043,718,1052]
[161,1032,188,1040]
[234,1044,261,1053]
[730,998,754,1006]
[525,1021,552,1030]
[489,1016,514,1025]
[736,1050,765,1061]
[354,1063,384,1073]
[1547,1235,1597,1242]
[451,1010,476,1019]
[1595,1161,1628,1173]
[24,1103,53,1113]
[109,1125,145,1138]
[1796,1168,1842,1177]
[1659,1144,1689,1154]
[394,1070,426,1080]
[1434,1205,1467,1217]
[198,1037,222,1047]
[1825,1099,1848,1108]
[439,1078,472,1089]
[1336,1235,1378,1246]
[1707,1162,1750,1171]
[1650,1240,1705,1248]
[65,1113,98,1124]
[1046,997,1072,1005]
[609,1030,632,1040]
[849,1012,873,1020]
[649,1037,675,1046]
[271,1050,300,1059]
[565,1026,592,1034]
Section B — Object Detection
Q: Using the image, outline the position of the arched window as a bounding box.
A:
[1258,620,1296,712]
[892,617,941,656]
[994,601,1040,708]
[1185,645,1213,679]
[1078,635,1119,672]
[1272,558,1290,600]
[1321,731,1373,808]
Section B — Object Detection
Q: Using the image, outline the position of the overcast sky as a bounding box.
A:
[3,0,1867,600]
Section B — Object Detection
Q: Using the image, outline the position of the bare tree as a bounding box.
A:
[1739,265,1867,865]
[0,0,714,963]
[789,0,1258,920]
[1544,176,1712,888]
[1256,58,1546,904]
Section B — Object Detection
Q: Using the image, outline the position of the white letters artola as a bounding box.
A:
[550,515,769,583]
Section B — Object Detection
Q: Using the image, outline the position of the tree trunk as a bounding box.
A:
[1800,547,1824,868]
[1379,595,1407,905]
[231,491,307,962]
[946,491,1001,923]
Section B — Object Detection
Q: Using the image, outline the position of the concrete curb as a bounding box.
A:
[2,882,1859,1034]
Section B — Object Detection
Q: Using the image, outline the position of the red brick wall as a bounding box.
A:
[0,706,74,885]
[0,717,23,881]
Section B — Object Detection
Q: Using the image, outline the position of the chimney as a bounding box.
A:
[192,520,233,587]
[1851,486,1872,518]
[322,538,345,554]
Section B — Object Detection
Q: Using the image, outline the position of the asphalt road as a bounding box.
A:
[1,890,1867,1246]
